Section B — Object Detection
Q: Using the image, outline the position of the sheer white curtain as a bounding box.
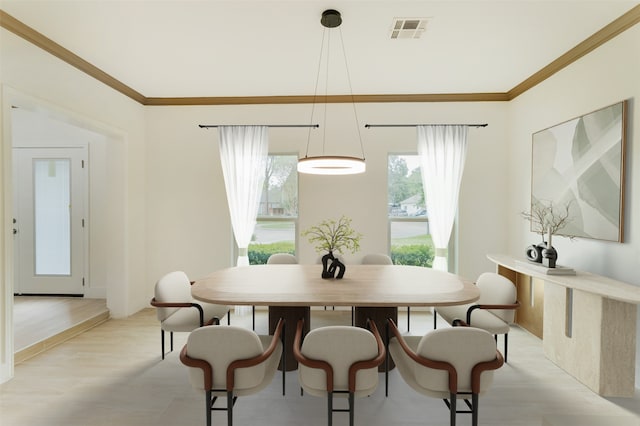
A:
[417,125,468,271]
[218,125,268,269]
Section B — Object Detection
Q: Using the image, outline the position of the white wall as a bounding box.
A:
[1,28,146,382]
[507,24,640,386]
[144,102,508,286]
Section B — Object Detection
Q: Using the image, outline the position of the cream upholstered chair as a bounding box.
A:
[293,319,385,426]
[180,318,285,426]
[434,272,520,362]
[361,253,392,265]
[260,253,299,329]
[267,253,298,264]
[387,319,503,426]
[360,253,408,328]
[150,271,230,359]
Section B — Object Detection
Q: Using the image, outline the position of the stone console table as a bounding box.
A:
[488,254,639,397]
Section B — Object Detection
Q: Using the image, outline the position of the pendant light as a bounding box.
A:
[297,9,366,175]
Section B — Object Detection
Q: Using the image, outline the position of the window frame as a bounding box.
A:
[241,153,299,265]
[387,152,456,270]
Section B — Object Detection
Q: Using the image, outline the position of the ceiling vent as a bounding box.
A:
[390,18,428,39]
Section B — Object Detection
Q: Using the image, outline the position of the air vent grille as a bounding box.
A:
[390,18,428,39]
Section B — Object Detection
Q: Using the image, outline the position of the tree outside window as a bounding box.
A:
[249,155,298,264]
[388,154,434,267]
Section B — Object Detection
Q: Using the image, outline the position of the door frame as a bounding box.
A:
[13,146,89,295]
[1,87,129,383]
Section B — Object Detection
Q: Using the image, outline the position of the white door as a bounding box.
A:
[13,147,87,295]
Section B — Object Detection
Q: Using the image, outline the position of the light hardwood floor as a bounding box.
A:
[2,307,639,426]
[13,296,109,363]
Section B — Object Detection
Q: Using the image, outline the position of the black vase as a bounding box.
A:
[525,242,547,263]
[542,246,558,268]
[321,251,346,279]
[331,258,346,279]
[321,252,335,279]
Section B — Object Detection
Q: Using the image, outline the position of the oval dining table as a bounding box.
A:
[192,264,479,370]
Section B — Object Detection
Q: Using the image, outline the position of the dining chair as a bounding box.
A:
[293,319,385,426]
[260,253,299,330]
[360,254,404,327]
[180,318,285,426]
[386,318,504,426]
[434,272,520,362]
[150,270,230,359]
[361,253,392,265]
[267,253,298,264]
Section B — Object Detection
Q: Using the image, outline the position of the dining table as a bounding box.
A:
[192,264,480,370]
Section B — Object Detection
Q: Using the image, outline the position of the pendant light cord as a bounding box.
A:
[339,26,365,161]
[304,23,366,162]
[322,29,330,156]
[304,28,327,158]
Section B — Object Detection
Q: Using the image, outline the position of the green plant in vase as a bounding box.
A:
[302,215,362,279]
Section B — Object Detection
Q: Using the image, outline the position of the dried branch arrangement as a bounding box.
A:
[521,200,573,241]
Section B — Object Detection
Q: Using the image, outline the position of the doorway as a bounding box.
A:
[13,146,88,295]
[2,90,130,383]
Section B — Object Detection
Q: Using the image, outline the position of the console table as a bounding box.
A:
[488,254,639,397]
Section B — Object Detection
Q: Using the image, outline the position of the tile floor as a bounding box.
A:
[1,307,639,426]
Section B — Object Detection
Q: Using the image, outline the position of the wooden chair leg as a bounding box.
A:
[327,392,333,426]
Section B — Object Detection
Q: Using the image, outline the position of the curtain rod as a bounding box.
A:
[199,124,319,129]
[364,123,488,128]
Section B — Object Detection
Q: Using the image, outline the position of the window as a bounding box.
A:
[248,155,298,265]
[388,154,434,267]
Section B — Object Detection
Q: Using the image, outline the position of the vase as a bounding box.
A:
[542,246,557,268]
[321,252,335,278]
[321,251,346,279]
[542,231,557,268]
[525,238,549,263]
[525,243,544,263]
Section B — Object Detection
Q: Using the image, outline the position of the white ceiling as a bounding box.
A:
[1,0,638,99]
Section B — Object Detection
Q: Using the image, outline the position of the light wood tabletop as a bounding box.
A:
[192,264,479,307]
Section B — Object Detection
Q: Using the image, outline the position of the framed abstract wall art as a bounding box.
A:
[531,100,627,242]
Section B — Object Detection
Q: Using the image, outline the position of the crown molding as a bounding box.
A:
[2,6,638,106]
[0,9,147,104]
[145,92,510,106]
[508,4,640,99]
